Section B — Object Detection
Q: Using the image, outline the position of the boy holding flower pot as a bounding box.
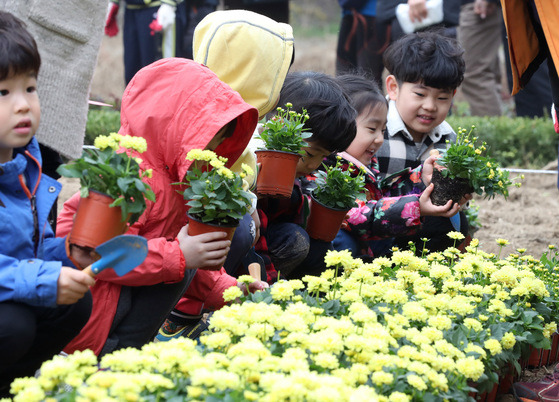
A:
[325,74,462,260]
[0,12,96,394]
[255,71,358,281]
[375,29,471,253]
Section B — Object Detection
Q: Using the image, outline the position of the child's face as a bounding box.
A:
[345,103,387,165]
[386,76,453,140]
[296,140,331,177]
[0,72,40,163]
[205,125,231,152]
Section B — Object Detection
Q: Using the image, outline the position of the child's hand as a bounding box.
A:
[419,184,461,217]
[238,280,269,296]
[176,225,231,270]
[421,152,442,186]
[57,267,95,305]
[69,244,99,269]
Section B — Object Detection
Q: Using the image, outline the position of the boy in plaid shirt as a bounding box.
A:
[375,29,470,252]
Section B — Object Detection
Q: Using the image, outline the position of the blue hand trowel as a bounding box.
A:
[449,213,461,232]
[83,235,148,277]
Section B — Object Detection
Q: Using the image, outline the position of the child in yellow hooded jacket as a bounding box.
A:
[157,10,294,340]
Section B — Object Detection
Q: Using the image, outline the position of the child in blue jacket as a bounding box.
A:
[0,12,95,395]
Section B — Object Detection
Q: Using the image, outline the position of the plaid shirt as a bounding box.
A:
[376,100,457,178]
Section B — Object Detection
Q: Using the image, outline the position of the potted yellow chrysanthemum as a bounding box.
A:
[57,132,155,248]
[255,102,312,198]
[179,149,255,270]
[431,126,520,205]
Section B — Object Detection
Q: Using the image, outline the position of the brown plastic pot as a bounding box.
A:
[255,150,301,198]
[68,190,129,249]
[306,195,349,242]
[187,214,238,271]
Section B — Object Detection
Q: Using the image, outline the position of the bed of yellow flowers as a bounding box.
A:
[6,234,559,402]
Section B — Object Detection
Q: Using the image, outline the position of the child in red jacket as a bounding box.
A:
[56,58,265,356]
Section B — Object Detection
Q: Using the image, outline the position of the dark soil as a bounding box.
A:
[430,169,474,206]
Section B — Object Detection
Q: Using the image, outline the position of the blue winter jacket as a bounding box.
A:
[0,138,73,307]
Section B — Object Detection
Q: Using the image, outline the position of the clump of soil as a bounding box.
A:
[430,169,473,205]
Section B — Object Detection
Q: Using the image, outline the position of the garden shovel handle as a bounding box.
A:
[82,265,96,278]
[248,262,261,282]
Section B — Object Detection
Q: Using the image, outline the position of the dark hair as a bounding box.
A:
[383,29,465,91]
[337,74,387,117]
[273,71,357,153]
[0,11,41,81]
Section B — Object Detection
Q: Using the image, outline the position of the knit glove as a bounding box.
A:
[105,2,119,37]
[157,4,176,31]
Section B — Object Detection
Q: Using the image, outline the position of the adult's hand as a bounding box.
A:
[105,2,119,37]
[473,0,498,19]
[157,4,176,31]
[408,0,428,22]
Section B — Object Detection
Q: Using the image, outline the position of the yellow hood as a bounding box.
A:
[193,10,294,118]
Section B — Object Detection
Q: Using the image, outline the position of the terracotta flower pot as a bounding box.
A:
[68,190,129,249]
[527,346,542,367]
[541,347,551,366]
[306,195,349,242]
[550,332,559,364]
[255,150,301,198]
[484,382,499,402]
[497,364,516,396]
[430,168,474,206]
[187,214,238,271]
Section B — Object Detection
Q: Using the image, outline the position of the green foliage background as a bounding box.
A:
[446,116,558,169]
[86,109,558,169]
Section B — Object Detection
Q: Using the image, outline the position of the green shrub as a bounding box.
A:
[85,109,121,145]
[446,116,558,168]
[83,111,557,169]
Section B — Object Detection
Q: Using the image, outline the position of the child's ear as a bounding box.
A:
[386,75,399,101]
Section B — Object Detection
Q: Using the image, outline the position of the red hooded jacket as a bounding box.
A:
[57,58,258,354]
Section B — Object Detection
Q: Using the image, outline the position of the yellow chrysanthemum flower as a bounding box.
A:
[222,286,243,302]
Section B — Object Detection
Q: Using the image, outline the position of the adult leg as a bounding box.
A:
[99,270,196,356]
[181,3,217,59]
[137,7,162,72]
[547,57,559,188]
[336,14,357,76]
[457,3,503,116]
[501,19,552,117]
[356,16,388,87]
[123,8,142,84]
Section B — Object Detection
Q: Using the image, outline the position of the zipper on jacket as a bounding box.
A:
[19,150,42,257]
